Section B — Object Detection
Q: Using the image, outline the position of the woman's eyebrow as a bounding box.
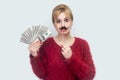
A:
[64,17,71,19]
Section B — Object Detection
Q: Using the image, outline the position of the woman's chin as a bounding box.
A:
[59,31,70,35]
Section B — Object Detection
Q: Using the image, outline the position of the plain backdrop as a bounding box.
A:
[0,0,120,80]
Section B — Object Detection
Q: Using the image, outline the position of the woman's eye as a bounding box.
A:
[64,18,70,22]
[56,20,61,23]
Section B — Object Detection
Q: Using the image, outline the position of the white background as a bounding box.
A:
[0,0,120,80]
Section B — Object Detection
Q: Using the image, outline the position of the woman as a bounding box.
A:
[29,4,96,80]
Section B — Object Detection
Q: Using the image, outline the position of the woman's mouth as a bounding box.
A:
[59,26,68,31]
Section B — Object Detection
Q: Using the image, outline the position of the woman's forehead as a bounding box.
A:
[55,12,71,19]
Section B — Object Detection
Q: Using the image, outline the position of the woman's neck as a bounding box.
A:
[56,34,72,41]
[54,34,74,46]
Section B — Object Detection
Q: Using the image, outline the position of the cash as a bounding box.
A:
[20,25,52,44]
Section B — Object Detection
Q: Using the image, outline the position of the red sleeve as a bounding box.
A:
[30,45,47,79]
[64,39,96,80]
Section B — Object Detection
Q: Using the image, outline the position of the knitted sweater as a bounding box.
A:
[30,37,96,80]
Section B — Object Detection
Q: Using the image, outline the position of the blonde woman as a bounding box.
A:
[29,4,96,80]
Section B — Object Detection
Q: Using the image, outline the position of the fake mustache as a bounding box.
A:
[59,26,68,30]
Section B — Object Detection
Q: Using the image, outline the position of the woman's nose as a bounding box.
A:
[61,21,65,26]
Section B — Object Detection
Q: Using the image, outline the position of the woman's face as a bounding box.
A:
[53,12,73,35]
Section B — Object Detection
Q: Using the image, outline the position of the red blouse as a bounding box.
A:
[30,37,96,80]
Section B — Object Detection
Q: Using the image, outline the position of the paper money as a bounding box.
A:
[20,25,52,44]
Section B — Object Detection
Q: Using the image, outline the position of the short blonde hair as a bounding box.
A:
[52,4,73,23]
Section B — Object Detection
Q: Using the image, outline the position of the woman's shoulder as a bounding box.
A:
[75,37,88,43]
[74,36,89,47]
[44,37,53,42]
[39,37,53,50]
[42,37,54,46]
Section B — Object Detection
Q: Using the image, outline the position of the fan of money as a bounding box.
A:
[20,25,52,44]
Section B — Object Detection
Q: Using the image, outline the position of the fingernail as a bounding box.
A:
[61,45,63,47]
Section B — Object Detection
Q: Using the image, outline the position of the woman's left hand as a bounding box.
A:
[61,45,72,59]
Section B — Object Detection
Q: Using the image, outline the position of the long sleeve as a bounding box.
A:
[64,39,96,80]
[29,37,96,80]
[30,45,47,79]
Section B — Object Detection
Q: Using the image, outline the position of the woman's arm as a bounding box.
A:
[29,41,46,79]
[65,39,96,80]
[30,53,46,79]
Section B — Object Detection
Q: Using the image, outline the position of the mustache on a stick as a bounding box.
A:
[59,26,68,30]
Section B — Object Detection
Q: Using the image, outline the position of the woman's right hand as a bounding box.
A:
[28,40,43,57]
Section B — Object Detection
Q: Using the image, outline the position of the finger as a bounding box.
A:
[61,46,67,51]
[63,45,69,49]
[61,47,65,52]
[61,50,65,55]
[30,40,41,45]
[62,45,70,52]
[28,45,39,52]
[33,44,41,49]
[30,41,42,47]
[62,45,67,50]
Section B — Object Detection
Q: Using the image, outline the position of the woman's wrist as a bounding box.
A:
[30,52,38,57]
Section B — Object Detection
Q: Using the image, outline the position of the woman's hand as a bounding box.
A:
[28,40,43,57]
[61,45,72,59]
